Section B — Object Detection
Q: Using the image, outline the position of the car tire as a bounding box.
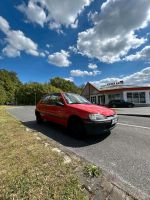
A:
[68,117,86,139]
[112,104,116,108]
[128,104,134,108]
[36,112,43,124]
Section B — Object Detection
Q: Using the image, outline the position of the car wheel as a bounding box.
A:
[128,104,133,108]
[36,112,43,124]
[112,104,116,108]
[68,117,86,139]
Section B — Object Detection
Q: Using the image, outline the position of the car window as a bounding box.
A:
[40,95,50,104]
[46,94,64,105]
[111,100,115,103]
[120,100,125,103]
[110,100,116,103]
[115,100,121,103]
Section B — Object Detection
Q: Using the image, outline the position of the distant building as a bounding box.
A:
[81,82,150,106]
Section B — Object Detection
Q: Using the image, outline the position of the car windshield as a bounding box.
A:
[64,93,91,104]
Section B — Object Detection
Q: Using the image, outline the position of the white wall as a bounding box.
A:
[123,92,127,101]
[145,91,150,104]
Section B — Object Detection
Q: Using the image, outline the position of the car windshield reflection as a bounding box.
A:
[63,93,92,105]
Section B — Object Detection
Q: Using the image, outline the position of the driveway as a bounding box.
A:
[8,106,150,199]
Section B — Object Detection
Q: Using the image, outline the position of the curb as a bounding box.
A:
[118,114,150,118]
[101,171,150,200]
[52,143,150,200]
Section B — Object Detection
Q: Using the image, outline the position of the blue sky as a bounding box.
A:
[0,0,150,87]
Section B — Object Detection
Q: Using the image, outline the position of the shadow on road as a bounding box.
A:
[23,120,111,148]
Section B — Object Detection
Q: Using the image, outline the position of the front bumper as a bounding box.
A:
[84,115,118,135]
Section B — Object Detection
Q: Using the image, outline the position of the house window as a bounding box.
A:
[133,92,139,103]
[91,96,96,104]
[139,92,146,103]
[108,93,121,101]
[127,93,132,102]
[127,92,146,103]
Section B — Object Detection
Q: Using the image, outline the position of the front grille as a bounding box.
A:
[96,122,111,129]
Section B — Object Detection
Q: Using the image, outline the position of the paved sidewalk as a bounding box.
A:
[116,107,150,117]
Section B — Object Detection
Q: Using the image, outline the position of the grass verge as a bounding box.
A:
[0,106,88,200]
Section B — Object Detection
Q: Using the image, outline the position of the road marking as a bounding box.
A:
[118,122,150,130]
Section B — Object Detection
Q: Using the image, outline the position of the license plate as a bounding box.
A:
[112,118,117,125]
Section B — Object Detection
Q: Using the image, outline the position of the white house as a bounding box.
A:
[81,82,150,106]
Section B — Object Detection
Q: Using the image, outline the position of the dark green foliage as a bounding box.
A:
[0,69,21,104]
[0,70,82,105]
[0,85,7,104]
[50,77,82,94]
[16,82,62,105]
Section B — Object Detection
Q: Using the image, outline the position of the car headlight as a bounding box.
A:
[89,113,105,121]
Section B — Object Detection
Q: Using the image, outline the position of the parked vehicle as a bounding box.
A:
[35,93,118,136]
[108,100,134,108]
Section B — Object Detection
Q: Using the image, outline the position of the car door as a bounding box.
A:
[118,100,122,107]
[120,100,126,107]
[44,93,66,125]
[37,95,50,119]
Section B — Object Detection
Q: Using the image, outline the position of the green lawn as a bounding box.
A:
[0,106,88,200]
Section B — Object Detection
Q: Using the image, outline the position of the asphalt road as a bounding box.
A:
[8,106,150,198]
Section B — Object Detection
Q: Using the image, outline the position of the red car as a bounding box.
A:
[35,92,118,136]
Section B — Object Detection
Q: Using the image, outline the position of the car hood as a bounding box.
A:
[68,104,116,116]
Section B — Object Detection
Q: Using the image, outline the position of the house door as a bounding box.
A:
[98,95,105,105]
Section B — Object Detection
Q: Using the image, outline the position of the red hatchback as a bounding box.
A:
[35,92,118,136]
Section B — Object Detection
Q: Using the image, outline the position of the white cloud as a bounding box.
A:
[48,22,62,33]
[124,46,150,61]
[3,45,20,57]
[17,1,47,27]
[40,52,46,57]
[70,69,100,77]
[17,0,92,30]
[77,0,150,63]
[48,50,71,67]
[91,67,150,87]
[64,77,74,82]
[0,16,10,33]
[69,45,78,53]
[88,63,97,69]
[46,44,50,48]
[44,50,49,55]
[0,16,39,57]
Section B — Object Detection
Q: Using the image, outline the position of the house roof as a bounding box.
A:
[82,82,150,94]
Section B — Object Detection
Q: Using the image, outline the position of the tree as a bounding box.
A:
[0,85,7,104]
[0,69,21,104]
[0,69,82,105]
[50,77,82,94]
[16,82,62,105]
